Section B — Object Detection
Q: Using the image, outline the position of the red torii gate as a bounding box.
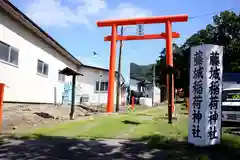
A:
[97,15,188,122]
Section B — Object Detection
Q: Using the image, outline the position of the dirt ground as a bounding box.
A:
[2,103,105,134]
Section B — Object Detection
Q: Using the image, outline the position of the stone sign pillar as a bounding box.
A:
[188,44,223,146]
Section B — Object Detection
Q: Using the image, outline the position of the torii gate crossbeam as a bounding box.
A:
[97,14,188,123]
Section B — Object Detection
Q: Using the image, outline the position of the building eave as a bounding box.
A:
[59,67,84,76]
[82,64,125,83]
[0,0,82,67]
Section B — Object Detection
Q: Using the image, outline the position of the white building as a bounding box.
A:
[0,0,81,104]
[129,78,141,92]
[129,77,161,105]
[0,0,127,106]
[130,77,153,97]
[63,65,126,106]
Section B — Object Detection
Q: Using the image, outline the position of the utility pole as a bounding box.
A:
[98,73,103,112]
[116,26,124,112]
[152,64,155,107]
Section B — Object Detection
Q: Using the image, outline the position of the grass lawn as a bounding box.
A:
[22,107,168,139]
[15,104,240,159]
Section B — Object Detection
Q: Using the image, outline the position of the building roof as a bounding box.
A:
[0,0,82,67]
[59,67,83,76]
[82,64,125,83]
[130,76,152,83]
[0,0,127,83]
[82,64,115,73]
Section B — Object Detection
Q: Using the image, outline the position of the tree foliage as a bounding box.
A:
[155,11,240,96]
[129,63,154,81]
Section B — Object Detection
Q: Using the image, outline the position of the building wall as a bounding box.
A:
[129,78,161,104]
[145,85,153,98]
[75,67,119,105]
[129,78,140,91]
[129,78,150,95]
[0,10,77,104]
[153,86,161,104]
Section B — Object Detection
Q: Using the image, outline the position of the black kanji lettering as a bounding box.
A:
[192,124,202,139]
[193,66,204,79]
[194,50,204,66]
[193,80,203,95]
[209,80,220,96]
[193,95,203,109]
[210,51,220,67]
[209,95,219,110]
[208,110,219,125]
[208,126,218,140]
[192,109,202,124]
[209,66,220,80]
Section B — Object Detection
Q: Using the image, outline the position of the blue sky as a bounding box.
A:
[10,0,239,83]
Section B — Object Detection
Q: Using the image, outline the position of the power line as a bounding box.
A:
[189,7,238,20]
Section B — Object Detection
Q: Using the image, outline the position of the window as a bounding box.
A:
[96,81,99,91]
[0,41,19,66]
[222,89,240,102]
[96,81,108,91]
[37,59,48,76]
[58,71,65,82]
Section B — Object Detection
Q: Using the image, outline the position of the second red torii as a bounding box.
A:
[97,14,188,123]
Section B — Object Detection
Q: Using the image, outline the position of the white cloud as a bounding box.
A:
[78,0,106,15]
[23,0,152,28]
[105,3,152,20]
[24,0,106,27]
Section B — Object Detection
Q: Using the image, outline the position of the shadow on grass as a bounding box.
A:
[223,122,240,136]
[181,107,187,110]
[122,120,141,125]
[175,100,184,104]
[222,122,240,127]
[180,103,186,107]
[225,128,240,136]
[180,112,189,115]
[0,134,240,159]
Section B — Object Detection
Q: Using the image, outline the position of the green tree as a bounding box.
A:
[154,43,186,88]
[155,10,240,96]
[182,11,240,72]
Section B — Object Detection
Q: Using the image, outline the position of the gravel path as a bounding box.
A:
[0,106,174,159]
[0,137,164,160]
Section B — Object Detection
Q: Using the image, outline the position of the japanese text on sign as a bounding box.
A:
[208,51,220,140]
[192,50,204,139]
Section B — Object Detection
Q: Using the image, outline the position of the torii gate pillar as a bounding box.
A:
[107,24,117,112]
[97,15,188,121]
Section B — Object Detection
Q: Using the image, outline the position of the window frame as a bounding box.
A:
[37,59,49,77]
[58,70,66,82]
[95,81,108,92]
[222,89,240,102]
[0,41,19,67]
